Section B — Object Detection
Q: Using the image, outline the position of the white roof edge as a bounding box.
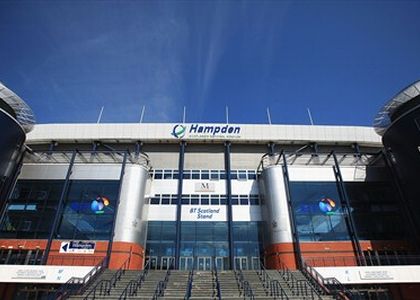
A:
[26,123,382,147]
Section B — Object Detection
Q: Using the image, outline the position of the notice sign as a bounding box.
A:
[359,270,393,280]
[60,241,96,254]
[12,268,47,280]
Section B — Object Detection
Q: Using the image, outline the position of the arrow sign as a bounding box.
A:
[60,242,69,253]
[59,241,96,254]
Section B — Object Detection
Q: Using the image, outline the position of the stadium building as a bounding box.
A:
[0,81,419,299]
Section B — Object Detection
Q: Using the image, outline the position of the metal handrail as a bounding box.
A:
[118,260,151,299]
[243,281,255,300]
[53,256,107,300]
[302,259,356,300]
[83,257,130,300]
[152,261,172,299]
[277,259,323,300]
[257,261,271,290]
[212,257,222,300]
[270,280,289,300]
[184,267,194,300]
[257,261,289,300]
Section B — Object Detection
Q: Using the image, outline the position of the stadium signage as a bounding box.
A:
[60,241,96,254]
[181,206,226,221]
[172,124,241,139]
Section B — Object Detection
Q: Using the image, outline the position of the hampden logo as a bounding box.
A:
[171,124,241,139]
[172,124,186,138]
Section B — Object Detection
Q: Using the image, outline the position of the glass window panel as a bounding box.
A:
[231,195,239,205]
[190,195,199,205]
[171,195,179,205]
[173,170,179,179]
[201,171,209,180]
[192,170,200,180]
[220,196,227,205]
[161,195,170,205]
[211,195,219,205]
[151,196,160,205]
[154,170,163,180]
[290,181,348,242]
[240,195,248,205]
[210,170,219,180]
[200,195,209,205]
[163,170,172,179]
[250,195,259,205]
[183,170,191,179]
[220,170,226,180]
[181,195,190,205]
[238,171,247,180]
[247,171,257,180]
[230,170,238,180]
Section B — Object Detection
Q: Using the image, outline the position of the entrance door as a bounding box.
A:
[197,257,211,271]
[215,256,225,270]
[251,257,261,270]
[234,256,248,270]
[179,256,194,270]
[161,256,174,269]
[147,256,158,270]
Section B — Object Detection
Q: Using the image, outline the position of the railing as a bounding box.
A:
[48,255,105,266]
[302,259,357,300]
[212,257,222,300]
[53,257,107,300]
[306,254,420,267]
[152,261,172,299]
[277,259,323,300]
[234,268,256,299]
[257,261,289,300]
[243,281,255,300]
[83,257,130,300]
[119,260,151,299]
[269,280,289,300]
[256,261,271,290]
[184,268,194,300]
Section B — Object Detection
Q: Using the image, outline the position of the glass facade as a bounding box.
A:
[0,180,64,239]
[346,181,407,240]
[290,181,408,242]
[289,181,350,241]
[0,179,120,240]
[146,221,263,270]
[57,180,120,240]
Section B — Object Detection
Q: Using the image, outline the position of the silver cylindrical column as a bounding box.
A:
[113,164,150,246]
[260,165,293,245]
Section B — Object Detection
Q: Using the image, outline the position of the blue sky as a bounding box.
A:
[1,0,420,126]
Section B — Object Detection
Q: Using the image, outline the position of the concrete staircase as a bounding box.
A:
[68,268,336,299]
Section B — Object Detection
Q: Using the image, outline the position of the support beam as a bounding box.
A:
[107,152,128,267]
[281,151,302,269]
[268,142,276,155]
[331,151,364,266]
[224,141,234,270]
[42,150,77,265]
[174,141,186,269]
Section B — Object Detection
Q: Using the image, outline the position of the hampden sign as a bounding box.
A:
[172,124,242,139]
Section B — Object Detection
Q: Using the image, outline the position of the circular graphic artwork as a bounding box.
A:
[91,196,110,214]
[319,197,336,214]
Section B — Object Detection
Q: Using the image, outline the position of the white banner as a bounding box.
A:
[181,206,227,221]
[0,265,94,283]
